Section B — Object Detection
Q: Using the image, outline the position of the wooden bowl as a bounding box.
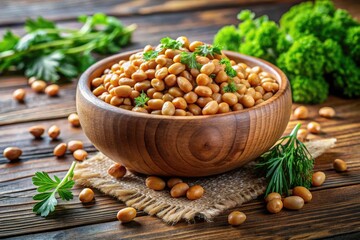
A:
[76,50,292,177]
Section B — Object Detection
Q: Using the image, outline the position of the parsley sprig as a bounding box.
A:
[160,37,183,50]
[223,81,238,93]
[0,14,136,83]
[180,52,202,69]
[32,161,77,217]
[134,92,149,107]
[143,50,159,61]
[220,58,237,77]
[195,44,222,57]
[256,124,314,197]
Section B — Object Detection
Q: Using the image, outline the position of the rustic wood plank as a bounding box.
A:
[0,118,96,163]
[0,0,299,26]
[3,184,360,239]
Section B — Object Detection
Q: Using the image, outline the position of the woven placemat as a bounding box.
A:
[73,138,336,224]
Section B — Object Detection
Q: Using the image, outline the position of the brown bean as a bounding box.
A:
[68,140,84,153]
[263,92,273,101]
[168,63,186,75]
[123,64,136,77]
[177,76,193,93]
[151,78,165,91]
[176,36,189,48]
[202,100,219,115]
[186,185,204,200]
[119,77,136,87]
[197,97,213,108]
[167,178,183,188]
[232,103,244,111]
[248,73,260,86]
[333,159,347,172]
[147,88,156,98]
[48,125,60,139]
[184,91,198,104]
[307,121,321,134]
[131,70,147,82]
[212,92,222,103]
[215,70,228,83]
[155,67,168,80]
[218,102,230,113]
[134,81,151,92]
[148,99,164,110]
[283,196,304,210]
[172,97,187,110]
[292,186,312,203]
[208,83,220,93]
[168,87,185,97]
[312,171,326,186]
[228,211,246,226]
[188,104,201,115]
[93,85,106,97]
[189,41,204,52]
[164,74,177,87]
[296,129,308,142]
[162,93,175,102]
[44,84,59,97]
[174,109,186,116]
[151,110,162,115]
[13,89,26,101]
[170,183,190,198]
[200,62,215,75]
[319,107,336,118]
[29,125,45,138]
[196,73,211,86]
[113,85,132,97]
[117,207,137,223]
[294,106,309,119]
[152,92,163,99]
[265,192,282,203]
[28,76,37,85]
[222,93,238,106]
[241,95,255,108]
[79,188,94,203]
[3,147,22,161]
[267,199,283,213]
[110,96,123,106]
[31,80,47,93]
[108,163,127,178]
[161,101,176,116]
[68,113,80,127]
[194,86,212,97]
[53,143,67,157]
[145,176,166,190]
[73,149,88,161]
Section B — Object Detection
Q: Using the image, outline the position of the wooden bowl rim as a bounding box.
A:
[78,49,290,120]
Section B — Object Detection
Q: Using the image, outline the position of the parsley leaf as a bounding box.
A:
[25,17,57,33]
[143,50,159,61]
[180,52,202,69]
[0,14,136,83]
[160,37,183,50]
[32,161,77,217]
[195,44,222,57]
[24,51,64,82]
[223,81,238,93]
[134,92,149,107]
[220,58,237,77]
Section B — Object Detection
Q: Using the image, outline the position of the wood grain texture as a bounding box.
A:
[0,0,300,26]
[0,0,360,239]
[77,50,291,176]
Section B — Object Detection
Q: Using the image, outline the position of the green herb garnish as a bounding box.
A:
[195,44,222,57]
[180,52,202,69]
[223,81,238,93]
[32,161,77,217]
[220,58,237,78]
[143,50,159,61]
[0,13,136,83]
[256,123,314,197]
[160,37,183,50]
[134,92,149,107]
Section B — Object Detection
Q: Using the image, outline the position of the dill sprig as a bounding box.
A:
[256,123,314,197]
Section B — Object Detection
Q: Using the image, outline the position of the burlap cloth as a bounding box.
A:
[73,138,336,224]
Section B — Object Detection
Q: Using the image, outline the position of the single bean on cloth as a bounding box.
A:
[73,138,336,224]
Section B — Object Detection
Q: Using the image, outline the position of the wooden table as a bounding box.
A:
[1,1,359,239]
